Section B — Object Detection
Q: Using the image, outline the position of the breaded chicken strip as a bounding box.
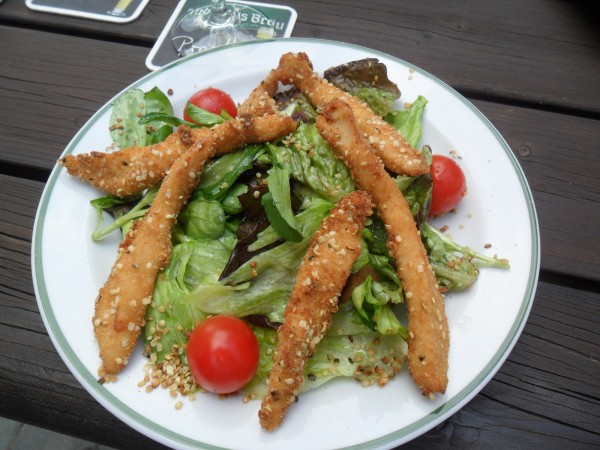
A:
[316,100,449,398]
[60,126,209,197]
[275,52,429,176]
[237,68,280,117]
[259,191,373,431]
[60,81,292,198]
[60,107,296,198]
[94,115,297,376]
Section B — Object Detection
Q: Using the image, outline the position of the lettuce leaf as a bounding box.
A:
[385,95,428,148]
[197,144,266,201]
[244,302,407,396]
[267,123,354,202]
[261,145,302,242]
[421,221,509,291]
[144,236,235,361]
[90,184,159,241]
[109,87,174,148]
[183,198,332,322]
[324,58,401,117]
[274,88,319,123]
[351,276,408,337]
[178,197,226,240]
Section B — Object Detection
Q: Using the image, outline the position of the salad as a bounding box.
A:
[81,55,508,424]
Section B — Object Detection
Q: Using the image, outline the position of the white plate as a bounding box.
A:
[32,38,540,449]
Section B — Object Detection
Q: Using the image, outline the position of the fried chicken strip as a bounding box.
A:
[316,100,449,397]
[275,52,429,176]
[59,125,210,197]
[237,68,280,117]
[60,81,289,197]
[259,191,373,431]
[94,114,297,376]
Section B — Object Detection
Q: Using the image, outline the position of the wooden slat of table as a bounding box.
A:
[0,0,174,43]
[1,173,599,447]
[473,100,600,283]
[1,0,598,114]
[0,174,168,449]
[2,25,599,282]
[0,26,147,175]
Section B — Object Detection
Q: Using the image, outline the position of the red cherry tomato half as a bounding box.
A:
[183,87,237,122]
[186,315,259,394]
[429,155,467,216]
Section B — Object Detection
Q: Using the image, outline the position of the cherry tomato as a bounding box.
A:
[186,315,259,394]
[429,155,467,216]
[184,87,237,122]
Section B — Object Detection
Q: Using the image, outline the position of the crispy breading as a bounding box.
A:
[93,115,298,376]
[232,114,297,154]
[258,191,373,431]
[94,138,214,377]
[237,68,280,117]
[275,52,429,176]
[316,100,449,397]
[60,109,297,197]
[59,126,209,197]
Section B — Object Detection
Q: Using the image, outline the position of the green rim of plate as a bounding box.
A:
[31,37,540,450]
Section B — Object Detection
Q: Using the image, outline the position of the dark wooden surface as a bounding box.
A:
[0,0,598,448]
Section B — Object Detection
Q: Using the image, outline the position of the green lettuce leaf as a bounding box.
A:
[109,87,175,148]
[244,302,408,396]
[324,58,401,117]
[183,198,332,322]
[351,276,408,337]
[220,183,247,215]
[385,95,428,148]
[354,86,400,117]
[178,198,226,240]
[197,145,265,201]
[421,221,509,291]
[183,103,226,126]
[182,269,293,323]
[248,196,333,252]
[144,237,234,361]
[274,88,319,123]
[261,146,302,242]
[109,89,146,148]
[90,184,159,241]
[143,87,175,145]
[267,123,354,202]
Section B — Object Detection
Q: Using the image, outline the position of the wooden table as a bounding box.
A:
[1,0,599,448]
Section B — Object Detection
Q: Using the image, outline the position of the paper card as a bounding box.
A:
[146,0,297,71]
[25,0,150,23]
